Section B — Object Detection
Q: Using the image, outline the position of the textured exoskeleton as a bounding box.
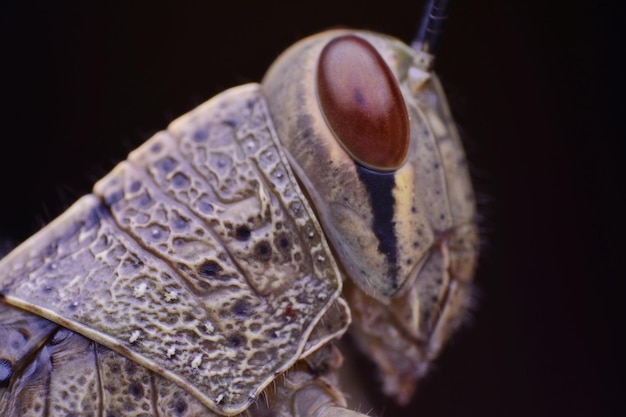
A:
[0,29,478,417]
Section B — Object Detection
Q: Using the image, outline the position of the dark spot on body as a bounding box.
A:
[125,362,138,375]
[198,198,214,214]
[198,260,221,278]
[158,157,177,173]
[138,192,153,207]
[129,382,144,400]
[166,314,179,325]
[105,190,124,207]
[235,225,251,241]
[172,172,190,188]
[172,398,187,415]
[276,233,291,251]
[173,214,190,231]
[109,363,121,374]
[274,233,293,261]
[129,181,141,192]
[254,241,272,261]
[216,156,228,169]
[232,300,252,317]
[229,334,245,348]
[193,129,208,142]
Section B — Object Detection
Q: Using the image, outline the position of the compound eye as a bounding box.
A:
[317,35,409,171]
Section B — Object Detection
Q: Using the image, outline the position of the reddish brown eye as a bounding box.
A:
[316,35,409,170]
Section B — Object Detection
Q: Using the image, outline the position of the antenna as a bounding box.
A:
[411,0,452,68]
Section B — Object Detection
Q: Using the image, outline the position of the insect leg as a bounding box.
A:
[247,343,371,417]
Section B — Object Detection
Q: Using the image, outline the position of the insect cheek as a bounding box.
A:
[389,163,435,290]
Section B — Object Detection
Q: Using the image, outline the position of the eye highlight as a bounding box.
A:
[316,35,409,171]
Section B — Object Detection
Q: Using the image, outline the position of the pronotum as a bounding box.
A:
[0,1,478,416]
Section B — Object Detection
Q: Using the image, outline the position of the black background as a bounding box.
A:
[0,1,624,416]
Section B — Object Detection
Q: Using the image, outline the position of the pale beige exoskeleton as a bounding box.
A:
[0,9,478,417]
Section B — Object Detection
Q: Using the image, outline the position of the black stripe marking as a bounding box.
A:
[355,164,399,289]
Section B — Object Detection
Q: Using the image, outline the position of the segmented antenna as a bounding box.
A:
[412,0,452,67]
